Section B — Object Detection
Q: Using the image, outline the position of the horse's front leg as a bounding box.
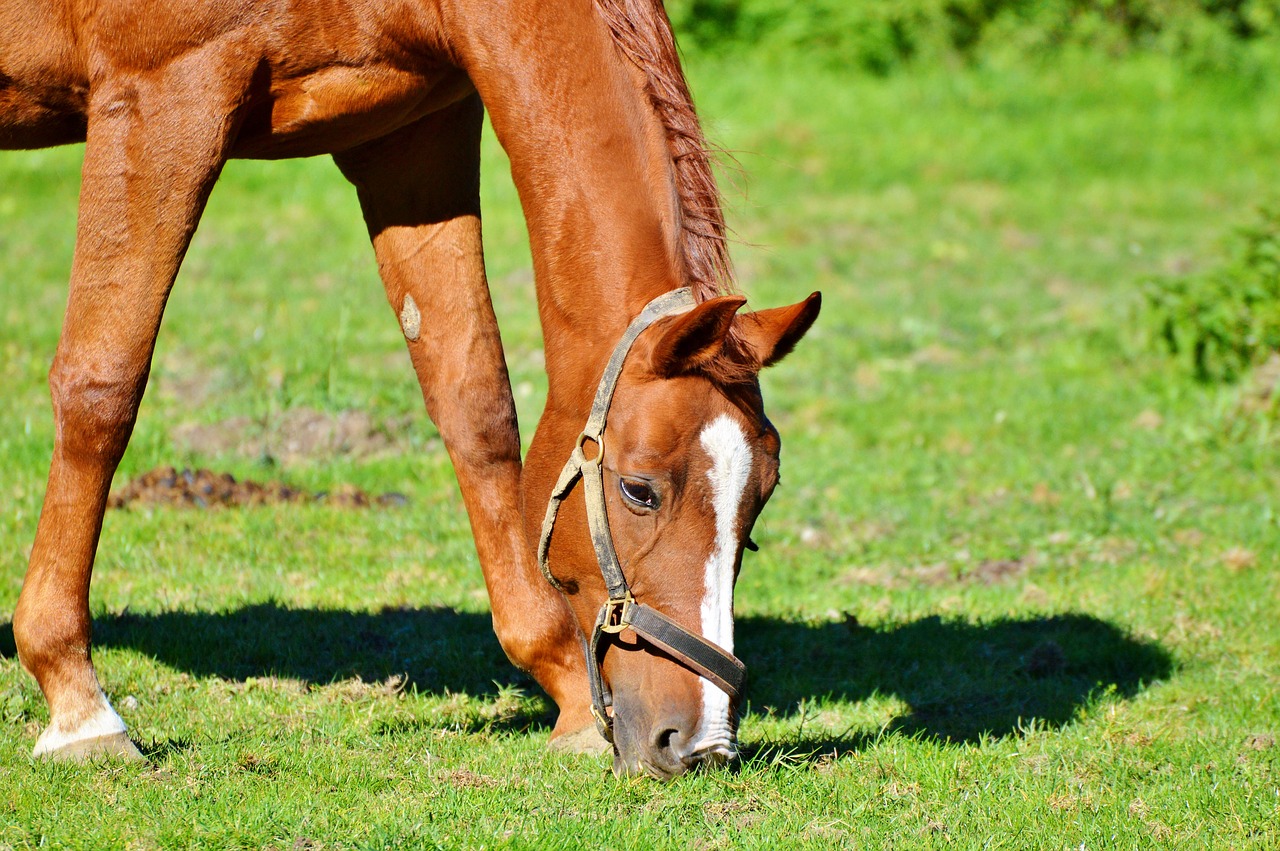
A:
[13,51,251,760]
[334,93,603,751]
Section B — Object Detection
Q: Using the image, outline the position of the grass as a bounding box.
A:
[2,50,1279,847]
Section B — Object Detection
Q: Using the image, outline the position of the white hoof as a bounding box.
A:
[33,692,142,761]
[35,731,144,762]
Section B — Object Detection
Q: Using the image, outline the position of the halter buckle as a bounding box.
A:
[590,704,614,740]
[598,593,635,634]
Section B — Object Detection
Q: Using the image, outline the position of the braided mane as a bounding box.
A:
[591,0,737,301]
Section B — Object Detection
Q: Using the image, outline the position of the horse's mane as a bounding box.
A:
[592,0,736,302]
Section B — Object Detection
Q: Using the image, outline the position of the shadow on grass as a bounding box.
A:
[737,612,1174,756]
[0,606,1171,750]
[0,603,544,734]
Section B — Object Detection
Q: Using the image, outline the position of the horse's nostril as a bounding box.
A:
[649,724,704,776]
[652,726,680,755]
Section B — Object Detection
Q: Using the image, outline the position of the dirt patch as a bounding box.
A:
[1220,546,1257,572]
[444,769,500,789]
[702,798,764,830]
[1244,733,1275,751]
[172,408,422,466]
[1132,409,1164,430]
[315,675,408,702]
[107,466,409,510]
[913,558,1029,587]
[841,557,1030,590]
[911,562,956,586]
[971,558,1029,585]
[1173,528,1205,547]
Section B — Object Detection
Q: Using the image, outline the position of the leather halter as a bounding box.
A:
[536,288,748,743]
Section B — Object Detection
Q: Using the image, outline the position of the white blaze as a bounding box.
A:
[694,414,751,753]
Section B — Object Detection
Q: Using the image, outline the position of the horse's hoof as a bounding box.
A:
[34,731,145,763]
[548,723,611,756]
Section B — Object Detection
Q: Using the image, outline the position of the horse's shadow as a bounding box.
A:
[737,612,1172,755]
[0,603,1172,752]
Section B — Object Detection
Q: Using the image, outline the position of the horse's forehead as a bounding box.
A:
[615,376,761,455]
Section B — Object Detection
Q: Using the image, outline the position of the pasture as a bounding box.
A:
[2,50,1279,847]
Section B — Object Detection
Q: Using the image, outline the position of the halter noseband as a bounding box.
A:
[536,288,747,743]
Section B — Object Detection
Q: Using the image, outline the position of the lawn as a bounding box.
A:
[1,50,1278,848]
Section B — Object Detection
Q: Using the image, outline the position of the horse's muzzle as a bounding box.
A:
[610,711,738,780]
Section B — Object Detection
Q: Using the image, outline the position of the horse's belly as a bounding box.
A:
[0,1,87,150]
[231,64,474,159]
[0,83,87,150]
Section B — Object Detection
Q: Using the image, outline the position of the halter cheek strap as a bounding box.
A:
[536,287,747,743]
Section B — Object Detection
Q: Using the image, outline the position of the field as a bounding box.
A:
[2,48,1279,848]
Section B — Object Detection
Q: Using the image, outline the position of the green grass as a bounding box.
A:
[2,52,1279,847]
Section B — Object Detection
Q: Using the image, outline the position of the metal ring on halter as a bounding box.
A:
[574,430,604,466]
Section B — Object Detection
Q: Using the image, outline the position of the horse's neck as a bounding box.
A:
[449,0,686,409]
[518,62,683,399]
[530,116,683,410]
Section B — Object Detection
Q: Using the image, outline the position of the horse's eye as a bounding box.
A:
[619,478,658,510]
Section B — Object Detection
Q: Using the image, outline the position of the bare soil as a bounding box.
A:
[108,466,408,510]
[171,408,423,466]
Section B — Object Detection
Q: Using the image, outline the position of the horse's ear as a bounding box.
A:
[648,295,748,377]
[738,292,822,368]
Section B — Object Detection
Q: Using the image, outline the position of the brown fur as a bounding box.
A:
[3,0,817,778]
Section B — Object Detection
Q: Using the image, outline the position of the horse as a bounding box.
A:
[3,0,820,779]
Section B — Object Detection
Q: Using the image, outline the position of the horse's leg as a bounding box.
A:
[334,93,601,749]
[13,55,248,760]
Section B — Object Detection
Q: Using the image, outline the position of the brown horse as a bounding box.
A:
[3,0,819,778]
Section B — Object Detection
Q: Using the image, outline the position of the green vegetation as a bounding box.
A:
[1147,205,1280,382]
[2,43,1279,850]
[668,0,1280,73]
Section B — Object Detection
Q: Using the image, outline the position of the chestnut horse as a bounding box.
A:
[3,0,819,777]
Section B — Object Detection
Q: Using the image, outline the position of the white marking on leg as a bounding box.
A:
[32,683,127,756]
[399,294,421,341]
[693,414,751,756]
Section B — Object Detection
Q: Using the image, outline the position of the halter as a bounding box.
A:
[536,288,747,743]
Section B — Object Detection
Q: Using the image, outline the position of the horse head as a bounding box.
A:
[529,290,820,779]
